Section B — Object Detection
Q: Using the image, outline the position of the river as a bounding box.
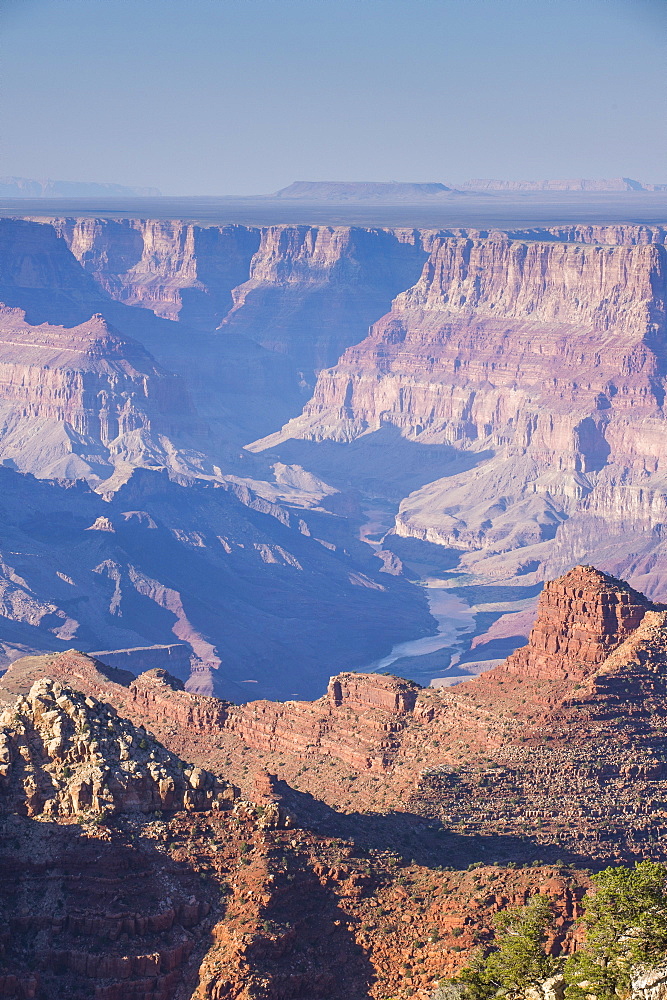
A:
[358,502,476,685]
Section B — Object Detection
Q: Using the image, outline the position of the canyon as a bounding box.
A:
[1,212,667,697]
[2,563,667,997]
[5,565,667,863]
[0,463,430,701]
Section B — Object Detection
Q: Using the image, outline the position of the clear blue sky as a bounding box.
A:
[1,0,665,194]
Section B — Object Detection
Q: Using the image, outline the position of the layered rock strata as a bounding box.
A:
[0,802,582,1000]
[0,307,198,480]
[46,217,261,327]
[496,565,656,683]
[42,219,433,375]
[8,568,667,862]
[256,233,667,593]
[268,236,665,444]
[218,224,430,375]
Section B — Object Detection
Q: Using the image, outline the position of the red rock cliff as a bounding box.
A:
[497,565,655,682]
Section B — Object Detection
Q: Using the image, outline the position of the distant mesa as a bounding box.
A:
[273,180,455,201]
[460,176,667,192]
[0,176,161,198]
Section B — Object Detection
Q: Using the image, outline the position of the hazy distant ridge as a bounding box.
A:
[461,177,667,192]
[273,178,667,201]
[0,177,161,198]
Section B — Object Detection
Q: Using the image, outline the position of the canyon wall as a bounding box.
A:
[19,218,439,442]
[42,219,434,377]
[257,231,667,594]
[0,306,199,480]
[271,235,666,444]
[218,225,430,375]
[46,217,261,327]
[0,217,106,327]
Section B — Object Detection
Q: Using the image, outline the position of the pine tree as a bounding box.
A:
[454,894,558,1000]
[564,861,667,1000]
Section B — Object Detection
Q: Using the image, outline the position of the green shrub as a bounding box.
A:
[564,861,667,1000]
[451,894,557,1000]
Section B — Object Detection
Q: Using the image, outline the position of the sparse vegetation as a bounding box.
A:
[448,894,557,1000]
[444,862,667,1000]
[564,862,667,1000]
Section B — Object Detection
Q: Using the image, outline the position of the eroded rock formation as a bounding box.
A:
[217,225,430,376]
[6,214,667,699]
[256,231,667,595]
[45,217,261,327]
[0,658,587,1000]
[497,565,655,682]
[0,677,236,818]
[0,307,198,480]
[7,567,666,864]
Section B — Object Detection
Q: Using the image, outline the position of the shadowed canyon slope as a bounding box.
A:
[0,465,431,700]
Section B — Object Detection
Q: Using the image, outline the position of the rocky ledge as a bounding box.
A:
[6,566,667,862]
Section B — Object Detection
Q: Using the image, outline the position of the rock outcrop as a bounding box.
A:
[0,677,236,818]
[496,565,655,683]
[327,671,419,713]
[0,307,198,480]
[0,657,588,1000]
[632,960,667,1000]
[129,669,230,730]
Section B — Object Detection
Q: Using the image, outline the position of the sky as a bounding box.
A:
[0,0,665,195]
